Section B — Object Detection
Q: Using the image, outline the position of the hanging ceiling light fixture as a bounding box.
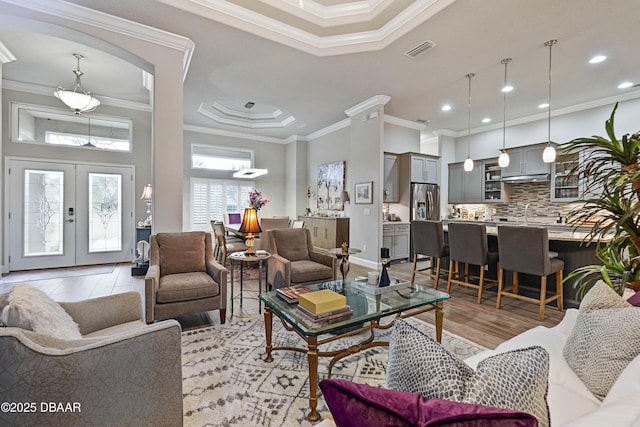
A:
[54,53,101,115]
[498,58,511,168]
[542,39,557,163]
[463,73,475,172]
[233,101,268,179]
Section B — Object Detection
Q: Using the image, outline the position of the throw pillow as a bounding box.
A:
[387,318,550,427]
[563,281,640,400]
[1,284,82,341]
[320,379,538,427]
[627,291,640,307]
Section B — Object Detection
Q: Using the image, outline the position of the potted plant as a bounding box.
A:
[561,102,640,294]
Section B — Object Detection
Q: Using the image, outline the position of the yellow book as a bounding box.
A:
[298,289,346,315]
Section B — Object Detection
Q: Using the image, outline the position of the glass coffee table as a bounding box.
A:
[260,280,450,421]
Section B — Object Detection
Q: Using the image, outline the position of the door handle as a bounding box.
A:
[64,219,74,223]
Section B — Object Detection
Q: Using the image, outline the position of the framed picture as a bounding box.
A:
[316,161,346,211]
[354,181,373,204]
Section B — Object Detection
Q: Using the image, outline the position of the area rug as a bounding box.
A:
[1,264,116,284]
[182,316,487,426]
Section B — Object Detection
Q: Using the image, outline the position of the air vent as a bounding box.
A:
[405,40,436,58]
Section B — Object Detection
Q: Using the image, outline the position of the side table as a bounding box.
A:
[228,251,271,317]
[328,247,361,282]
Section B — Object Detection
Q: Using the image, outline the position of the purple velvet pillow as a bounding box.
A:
[320,379,538,427]
[627,291,640,307]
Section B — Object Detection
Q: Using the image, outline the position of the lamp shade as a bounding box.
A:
[543,145,557,163]
[463,157,474,172]
[341,190,350,203]
[498,151,510,167]
[141,184,153,201]
[238,207,262,234]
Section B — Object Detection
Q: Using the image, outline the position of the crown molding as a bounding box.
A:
[167,0,455,56]
[0,0,195,81]
[197,103,296,128]
[262,0,391,27]
[305,118,351,141]
[0,40,16,63]
[2,79,153,112]
[344,95,390,117]
[384,114,426,130]
[184,123,289,144]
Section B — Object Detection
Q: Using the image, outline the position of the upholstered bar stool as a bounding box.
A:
[446,222,499,303]
[410,220,449,289]
[496,225,564,321]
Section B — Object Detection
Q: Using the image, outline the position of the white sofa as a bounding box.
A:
[464,308,640,426]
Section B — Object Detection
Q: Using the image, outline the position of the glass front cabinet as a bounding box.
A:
[551,152,580,202]
[482,160,505,203]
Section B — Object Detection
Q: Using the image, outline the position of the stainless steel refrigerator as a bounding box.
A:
[411,183,440,221]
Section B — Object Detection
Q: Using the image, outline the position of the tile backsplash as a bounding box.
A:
[449,182,578,223]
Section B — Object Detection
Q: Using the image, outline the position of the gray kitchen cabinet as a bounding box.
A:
[502,144,550,177]
[383,153,399,203]
[402,153,438,184]
[448,162,482,204]
[382,222,410,260]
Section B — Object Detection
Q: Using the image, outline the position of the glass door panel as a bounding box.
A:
[23,169,65,256]
[88,173,123,253]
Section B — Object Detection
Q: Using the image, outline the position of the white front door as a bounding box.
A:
[8,159,134,271]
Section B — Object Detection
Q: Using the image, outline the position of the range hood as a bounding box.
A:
[501,174,550,183]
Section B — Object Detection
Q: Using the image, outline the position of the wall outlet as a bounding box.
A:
[362,244,367,252]
[363,208,371,215]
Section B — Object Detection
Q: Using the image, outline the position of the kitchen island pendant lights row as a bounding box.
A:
[464,40,558,172]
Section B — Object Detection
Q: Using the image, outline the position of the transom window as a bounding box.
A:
[11,102,132,152]
[191,144,253,171]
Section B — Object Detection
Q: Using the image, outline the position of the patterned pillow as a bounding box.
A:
[387,318,550,427]
[563,281,640,400]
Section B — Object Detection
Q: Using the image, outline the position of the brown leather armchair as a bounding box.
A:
[145,231,227,323]
[268,228,336,289]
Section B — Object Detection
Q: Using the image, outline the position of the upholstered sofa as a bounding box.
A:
[318,283,640,427]
[0,289,183,426]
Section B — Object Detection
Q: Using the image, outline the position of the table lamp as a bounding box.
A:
[238,206,262,255]
[141,184,153,226]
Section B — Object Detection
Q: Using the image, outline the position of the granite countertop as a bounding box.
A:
[442,219,610,243]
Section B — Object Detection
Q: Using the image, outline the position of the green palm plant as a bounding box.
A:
[561,102,640,293]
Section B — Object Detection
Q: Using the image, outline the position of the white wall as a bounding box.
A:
[383,123,420,153]
[285,139,308,219]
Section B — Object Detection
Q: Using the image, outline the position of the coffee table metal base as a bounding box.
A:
[263,300,445,421]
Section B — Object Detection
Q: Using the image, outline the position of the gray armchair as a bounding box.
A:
[146,231,227,323]
[0,291,183,427]
[268,228,336,289]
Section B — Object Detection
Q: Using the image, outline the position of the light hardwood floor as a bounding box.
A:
[0,259,564,349]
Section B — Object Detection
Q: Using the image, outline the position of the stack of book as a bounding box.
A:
[276,286,313,303]
[296,289,352,323]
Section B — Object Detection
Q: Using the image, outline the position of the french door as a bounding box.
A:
[8,159,134,271]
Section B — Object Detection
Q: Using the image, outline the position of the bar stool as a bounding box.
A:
[446,222,499,303]
[410,220,449,289]
[496,225,564,321]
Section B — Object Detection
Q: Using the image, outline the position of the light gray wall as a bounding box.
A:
[383,123,420,153]
[182,130,287,229]
[285,139,308,219]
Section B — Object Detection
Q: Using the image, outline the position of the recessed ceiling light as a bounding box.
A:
[482,118,491,123]
[441,104,452,112]
[589,55,607,64]
[538,102,549,109]
[501,85,514,93]
[618,81,634,89]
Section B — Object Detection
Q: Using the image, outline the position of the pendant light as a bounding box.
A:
[54,53,100,115]
[542,39,557,163]
[463,72,475,172]
[498,58,511,168]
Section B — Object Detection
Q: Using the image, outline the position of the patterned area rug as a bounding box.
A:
[181,316,487,426]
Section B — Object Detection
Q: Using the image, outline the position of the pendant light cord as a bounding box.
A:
[501,58,511,152]
[546,40,556,144]
[466,72,474,158]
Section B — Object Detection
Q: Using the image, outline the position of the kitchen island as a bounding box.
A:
[442,219,606,308]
